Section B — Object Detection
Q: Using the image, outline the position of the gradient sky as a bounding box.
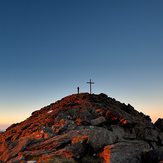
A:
[0,0,163,130]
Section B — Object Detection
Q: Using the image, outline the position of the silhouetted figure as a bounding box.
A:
[77,87,80,94]
[87,79,95,94]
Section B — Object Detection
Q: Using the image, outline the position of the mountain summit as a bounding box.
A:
[0,93,163,163]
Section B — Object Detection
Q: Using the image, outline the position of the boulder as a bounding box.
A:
[91,116,106,126]
[0,137,34,162]
[134,126,159,142]
[111,125,125,140]
[158,132,163,145]
[142,147,163,163]
[87,126,118,150]
[66,142,87,159]
[155,118,163,131]
[100,140,151,163]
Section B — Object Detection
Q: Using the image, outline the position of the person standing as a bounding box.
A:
[77,87,79,94]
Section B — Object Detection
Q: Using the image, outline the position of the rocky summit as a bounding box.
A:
[0,93,163,163]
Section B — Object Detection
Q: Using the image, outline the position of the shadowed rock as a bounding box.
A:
[142,147,163,163]
[155,118,163,131]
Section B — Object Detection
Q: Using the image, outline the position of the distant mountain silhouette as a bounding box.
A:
[0,93,162,163]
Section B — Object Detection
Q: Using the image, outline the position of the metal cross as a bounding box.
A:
[87,79,95,94]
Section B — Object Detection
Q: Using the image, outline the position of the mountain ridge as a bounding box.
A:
[0,93,162,163]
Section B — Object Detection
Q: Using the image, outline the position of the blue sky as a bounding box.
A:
[0,0,163,129]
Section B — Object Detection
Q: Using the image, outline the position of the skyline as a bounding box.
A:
[0,0,163,130]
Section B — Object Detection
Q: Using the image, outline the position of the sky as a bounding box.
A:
[0,0,163,130]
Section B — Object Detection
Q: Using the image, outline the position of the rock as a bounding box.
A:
[134,126,159,142]
[111,125,125,140]
[77,108,95,124]
[66,142,87,159]
[111,125,136,140]
[87,126,118,150]
[40,126,54,138]
[143,127,159,142]
[155,118,163,131]
[0,137,34,162]
[40,156,76,163]
[100,140,151,163]
[142,147,163,163]
[158,132,163,145]
[91,116,106,126]
[64,126,118,151]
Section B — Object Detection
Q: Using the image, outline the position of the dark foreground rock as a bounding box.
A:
[101,140,150,163]
[0,93,162,163]
[142,147,163,163]
[155,118,163,132]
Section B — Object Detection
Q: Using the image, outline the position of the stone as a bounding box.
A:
[111,125,125,140]
[142,147,163,163]
[66,142,87,159]
[158,132,163,145]
[155,118,163,131]
[0,137,34,162]
[135,126,159,142]
[107,140,151,163]
[91,116,106,126]
[88,126,117,150]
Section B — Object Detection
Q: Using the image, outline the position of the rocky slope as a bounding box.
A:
[0,93,162,163]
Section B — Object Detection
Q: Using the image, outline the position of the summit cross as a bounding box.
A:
[87,79,95,94]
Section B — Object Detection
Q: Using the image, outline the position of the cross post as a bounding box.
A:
[87,79,95,94]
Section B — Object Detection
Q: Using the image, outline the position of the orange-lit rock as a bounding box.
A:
[75,118,82,125]
[96,108,105,116]
[63,151,74,159]
[71,135,88,144]
[54,119,65,127]
[105,111,119,122]
[120,118,128,125]
[99,145,113,163]
[52,119,66,133]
